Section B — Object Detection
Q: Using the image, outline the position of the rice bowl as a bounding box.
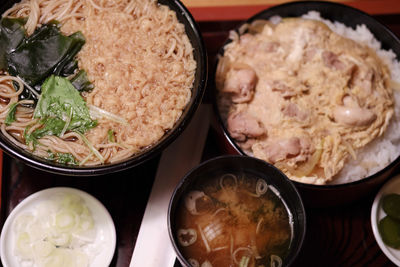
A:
[212,1,400,205]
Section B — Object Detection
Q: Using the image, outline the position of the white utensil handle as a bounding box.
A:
[130,104,210,267]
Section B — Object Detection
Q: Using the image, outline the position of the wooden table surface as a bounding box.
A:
[1,2,400,267]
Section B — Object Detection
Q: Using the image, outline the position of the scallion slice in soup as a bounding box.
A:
[175,173,292,267]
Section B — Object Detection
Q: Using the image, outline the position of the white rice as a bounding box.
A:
[296,11,400,184]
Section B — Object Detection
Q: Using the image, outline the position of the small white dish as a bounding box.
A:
[0,187,116,267]
[371,174,400,266]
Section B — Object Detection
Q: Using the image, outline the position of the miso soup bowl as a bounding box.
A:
[211,1,400,207]
[168,155,306,267]
[0,0,207,176]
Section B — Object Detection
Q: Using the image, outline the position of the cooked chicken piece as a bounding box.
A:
[240,34,279,56]
[239,33,253,45]
[342,95,358,107]
[223,68,258,103]
[322,51,345,70]
[264,137,301,163]
[281,102,308,121]
[238,138,256,150]
[227,112,265,142]
[350,68,375,94]
[302,47,318,63]
[271,81,296,98]
[259,41,279,53]
[260,136,313,164]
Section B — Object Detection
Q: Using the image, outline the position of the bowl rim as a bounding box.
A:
[211,0,400,189]
[0,0,208,176]
[167,154,307,267]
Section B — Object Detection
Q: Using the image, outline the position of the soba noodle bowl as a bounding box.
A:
[0,0,196,165]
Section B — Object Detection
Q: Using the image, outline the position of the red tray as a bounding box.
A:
[185,0,400,21]
[1,5,400,267]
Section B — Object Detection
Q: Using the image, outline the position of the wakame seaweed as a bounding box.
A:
[0,17,26,70]
[7,22,85,91]
[71,70,94,92]
[0,18,90,100]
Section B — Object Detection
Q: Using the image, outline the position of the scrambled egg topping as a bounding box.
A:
[217,19,394,184]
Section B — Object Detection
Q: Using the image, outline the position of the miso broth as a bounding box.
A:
[175,173,292,267]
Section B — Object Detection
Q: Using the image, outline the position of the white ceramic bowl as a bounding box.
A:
[0,187,116,267]
[371,174,400,266]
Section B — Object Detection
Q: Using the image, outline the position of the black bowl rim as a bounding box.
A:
[167,154,307,267]
[0,0,208,176]
[211,0,400,189]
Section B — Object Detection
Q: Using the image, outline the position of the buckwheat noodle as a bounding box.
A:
[0,0,196,165]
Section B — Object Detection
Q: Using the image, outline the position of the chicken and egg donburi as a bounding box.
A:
[0,0,195,165]
[216,18,396,185]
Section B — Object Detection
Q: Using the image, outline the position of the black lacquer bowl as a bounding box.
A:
[0,0,207,176]
[168,155,306,267]
[211,1,400,207]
